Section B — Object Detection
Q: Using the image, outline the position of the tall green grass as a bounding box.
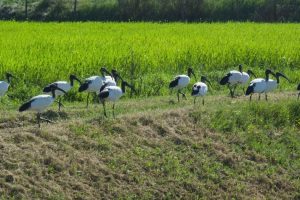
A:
[0,21,300,100]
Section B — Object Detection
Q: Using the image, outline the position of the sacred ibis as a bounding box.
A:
[220,64,244,98]
[0,73,15,97]
[169,67,196,102]
[43,74,81,111]
[78,67,121,108]
[19,84,67,127]
[191,76,212,105]
[98,80,136,118]
[298,84,300,100]
[245,69,289,101]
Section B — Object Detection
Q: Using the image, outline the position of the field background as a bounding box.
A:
[0,22,300,199]
[1,21,300,101]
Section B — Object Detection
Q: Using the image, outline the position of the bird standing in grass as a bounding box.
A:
[19,84,67,128]
[79,67,121,108]
[245,69,289,101]
[191,76,211,105]
[98,80,136,118]
[0,73,15,98]
[297,84,300,100]
[220,64,243,98]
[169,67,196,102]
[43,74,81,111]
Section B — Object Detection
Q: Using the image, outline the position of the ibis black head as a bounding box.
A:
[187,67,196,79]
[5,72,15,83]
[69,74,82,86]
[100,67,111,77]
[247,69,256,78]
[275,72,290,84]
[265,69,276,81]
[201,76,212,87]
[238,64,243,73]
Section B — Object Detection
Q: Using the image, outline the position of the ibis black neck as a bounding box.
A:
[51,89,56,98]
[121,82,126,93]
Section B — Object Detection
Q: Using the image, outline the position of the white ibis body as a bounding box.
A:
[246,69,289,101]
[220,65,244,98]
[43,75,81,111]
[98,81,135,117]
[19,84,67,127]
[0,73,15,97]
[191,76,211,105]
[169,67,196,102]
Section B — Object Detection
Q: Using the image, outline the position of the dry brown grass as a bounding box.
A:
[0,93,299,199]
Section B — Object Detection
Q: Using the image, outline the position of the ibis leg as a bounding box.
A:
[178,90,187,100]
[194,97,196,105]
[202,98,204,105]
[298,93,300,100]
[250,94,252,101]
[86,93,90,108]
[94,92,99,104]
[37,113,41,128]
[177,91,180,102]
[58,97,64,111]
[102,101,107,117]
[265,93,268,101]
[112,104,115,119]
[228,85,233,98]
[258,94,261,100]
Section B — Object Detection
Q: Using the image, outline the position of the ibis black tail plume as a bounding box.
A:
[220,74,230,85]
[78,81,90,92]
[19,100,33,112]
[245,84,255,96]
[169,77,180,89]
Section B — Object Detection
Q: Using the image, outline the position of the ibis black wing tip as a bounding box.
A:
[245,85,254,96]
[19,100,33,112]
[169,77,180,89]
[78,82,89,92]
[98,90,109,100]
[219,74,230,85]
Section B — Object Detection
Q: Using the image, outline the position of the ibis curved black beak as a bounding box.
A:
[276,72,290,82]
[247,70,256,78]
[112,70,123,82]
[51,84,67,94]
[125,82,137,93]
[56,87,67,94]
[100,67,111,77]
